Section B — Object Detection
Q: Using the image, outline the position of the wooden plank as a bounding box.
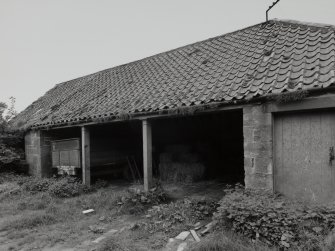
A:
[190,230,200,242]
[273,115,283,193]
[142,119,152,191]
[274,110,335,203]
[330,114,335,201]
[310,113,322,202]
[283,115,293,197]
[298,113,311,202]
[81,126,91,186]
[319,113,335,202]
[82,209,94,214]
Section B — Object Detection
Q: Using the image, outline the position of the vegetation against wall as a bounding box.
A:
[214,184,335,250]
[116,183,169,215]
[0,98,24,171]
[266,90,309,104]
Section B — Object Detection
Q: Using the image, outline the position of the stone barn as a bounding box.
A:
[11,19,335,203]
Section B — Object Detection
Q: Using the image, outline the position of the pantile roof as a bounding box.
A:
[12,19,335,129]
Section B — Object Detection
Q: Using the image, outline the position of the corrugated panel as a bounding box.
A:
[52,139,81,168]
[52,139,80,151]
[52,151,59,167]
[69,150,80,167]
[59,151,70,166]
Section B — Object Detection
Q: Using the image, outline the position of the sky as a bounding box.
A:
[1,0,335,112]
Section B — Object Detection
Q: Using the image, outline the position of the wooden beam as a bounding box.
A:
[81,126,91,186]
[33,106,244,130]
[266,94,335,113]
[142,119,153,192]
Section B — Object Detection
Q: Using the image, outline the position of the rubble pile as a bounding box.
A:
[134,198,219,235]
[116,184,168,214]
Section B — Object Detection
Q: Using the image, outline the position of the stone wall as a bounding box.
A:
[25,130,52,177]
[243,105,273,190]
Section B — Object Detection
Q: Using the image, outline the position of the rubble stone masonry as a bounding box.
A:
[25,130,52,177]
[243,105,273,190]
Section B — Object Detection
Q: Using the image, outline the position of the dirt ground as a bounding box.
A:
[0,179,226,251]
[164,181,226,201]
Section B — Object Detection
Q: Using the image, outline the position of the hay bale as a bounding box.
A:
[159,162,205,183]
[159,153,173,163]
[179,153,199,163]
[159,151,200,163]
[158,162,176,181]
[164,144,191,154]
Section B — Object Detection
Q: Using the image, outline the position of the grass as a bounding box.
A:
[6,173,331,251]
[96,229,168,251]
[188,231,275,251]
[1,212,57,231]
[188,231,335,251]
[95,229,275,251]
[0,173,180,250]
[0,173,135,250]
[0,174,273,250]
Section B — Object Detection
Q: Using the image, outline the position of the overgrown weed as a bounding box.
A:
[139,197,218,235]
[1,211,57,231]
[96,228,167,251]
[188,231,274,251]
[214,184,335,250]
[116,183,169,215]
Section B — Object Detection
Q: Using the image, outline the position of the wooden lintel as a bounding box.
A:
[266,94,335,113]
[34,105,244,130]
[81,126,91,186]
[142,119,153,192]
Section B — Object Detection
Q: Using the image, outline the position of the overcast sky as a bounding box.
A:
[1,0,335,112]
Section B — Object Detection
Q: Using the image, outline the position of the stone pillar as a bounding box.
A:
[25,130,52,177]
[142,119,153,192]
[243,105,273,190]
[81,126,91,186]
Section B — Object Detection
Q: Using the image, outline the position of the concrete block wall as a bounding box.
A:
[243,105,273,190]
[25,130,52,177]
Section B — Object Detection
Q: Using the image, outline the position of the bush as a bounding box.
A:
[150,197,218,227]
[0,143,21,164]
[214,184,335,249]
[0,132,24,173]
[135,197,219,236]
[48,176,92,198]
[117,183,168,215]
[189,231,274,251]
[0,140,23,172]
[0,172,25,184]
[93,179,109,189]
[17,175,93,198]
[0,98,24,173]
[21,177,53,192]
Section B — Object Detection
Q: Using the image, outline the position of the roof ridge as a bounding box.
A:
[46,19,335,88]
[12,20,270,115]
[49,21,269,86]
[272,18,335,31]
[115,21,268,65]
[12,18,335,130]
